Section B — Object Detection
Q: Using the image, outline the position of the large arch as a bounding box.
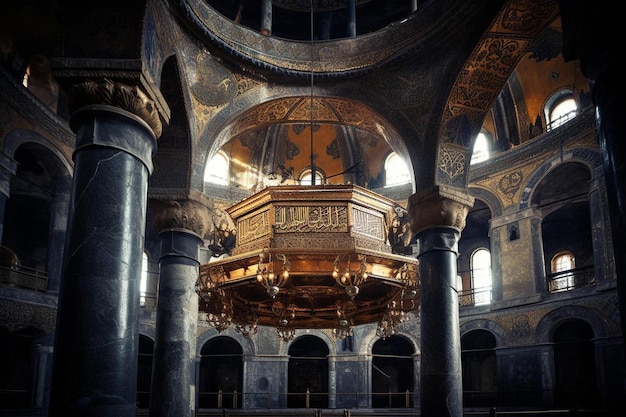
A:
[436,1,560,187]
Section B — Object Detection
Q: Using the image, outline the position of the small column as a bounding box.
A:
[407,185,474,417]
[48,79,160,417]
[260,0,272,36]
[347,0,356,37]
[149,198,211,417]
[0,152,17,244]
[328,355,337,408]
[46,187,70,293]
[32,344,54,409]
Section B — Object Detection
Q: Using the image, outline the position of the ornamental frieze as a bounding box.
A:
[274,205,348,234]
[0,298,56,333]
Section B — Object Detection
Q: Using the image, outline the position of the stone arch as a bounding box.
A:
[519,148,601,209]
[436,1,560,187]
[196,327,255,357]
[460,319,507,348]
[536,305,609,344]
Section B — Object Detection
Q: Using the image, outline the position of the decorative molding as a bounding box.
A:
[0,298,57,333]
[66,78,163,138]
[150,197,213,238]
[407,185,475,234]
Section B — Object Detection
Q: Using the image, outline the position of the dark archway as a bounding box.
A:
[461,329,498,407]
[371,335,414,408]
[288,335,329,408]
[553,319,599,408]
[198,336,243,409]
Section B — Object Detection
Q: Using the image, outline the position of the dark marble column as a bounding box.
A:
[559,0,626,357]
[588,170,615,289]
[408,185,474,417]
[149,197,211,417]
[48,80,160,417]
[0,152,17,245]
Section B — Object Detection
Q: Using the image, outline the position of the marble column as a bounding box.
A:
[149,197,211,417]
[48,80,160,417]
[0,152,17,245]
[407,185,474,417]
[559,0,626,357]
[588,169,615,289]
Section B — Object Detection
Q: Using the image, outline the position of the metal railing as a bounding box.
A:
[196,390,414,410]
[0,264,47,291]
[547,266,595,293]
[459,286,492,307]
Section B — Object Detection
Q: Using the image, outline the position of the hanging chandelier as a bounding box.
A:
[196,184,419,340]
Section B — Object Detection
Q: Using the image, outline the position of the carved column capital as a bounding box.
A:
[407,185,475,235]
[67,78,162,138]
[150,196,213,239]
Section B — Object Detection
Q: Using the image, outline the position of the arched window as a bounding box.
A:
[470,248,492,306]
[551,251,575,273]
[205,151,230,185]
[548,251,577,292]
[546,91,577,131]
[384,152,411,186]
[299,168,325,185]
[470,132,490,164]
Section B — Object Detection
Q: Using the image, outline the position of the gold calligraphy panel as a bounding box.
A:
[237,209,271,245]
[274,205,348,233]
[351,207,385,241]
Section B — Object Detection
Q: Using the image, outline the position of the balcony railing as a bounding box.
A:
[0,264,47,291]
[547,265,595,293]
[459,286,492,307]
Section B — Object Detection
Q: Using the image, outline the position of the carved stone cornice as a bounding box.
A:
[150,193,213,238]
[0,298,57,333]
[407,185,475,235]
[66,78,163,138]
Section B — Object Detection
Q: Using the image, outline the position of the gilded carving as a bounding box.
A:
[67,78,163,138]
[351,207,384,240]
[274,205,348,233]
[238,210,271,245]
